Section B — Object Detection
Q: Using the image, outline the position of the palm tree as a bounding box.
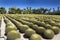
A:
[48,8,51,13]
[16,8,21,14]
[8,7,17,14]
[57,7,60,11]
[53,8,55,13]
[8,7,21,14]
[43,8,48,13]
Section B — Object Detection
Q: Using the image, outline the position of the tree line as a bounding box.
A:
[0,7,60,15]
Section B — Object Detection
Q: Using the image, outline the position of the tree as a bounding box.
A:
[57,7,60,11]
[32,9,37,14]
[0,7,6,14]
[48,8,51,12]
[16,8,21,14]
[29,7,32,14]
[8,7,21,14]
[56,7,60,15]
[22,7,32,14]
[40,8,48,14]
[8,7,17,14]
[53,8,55,13]
[43,8,48,13]
[23,8,28,14]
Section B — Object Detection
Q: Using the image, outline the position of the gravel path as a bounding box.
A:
[0,17,6,40]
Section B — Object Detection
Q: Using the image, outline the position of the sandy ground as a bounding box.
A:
[0,17,6,40]
[0,17,60,40]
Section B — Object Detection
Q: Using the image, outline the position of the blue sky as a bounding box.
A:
[0,0,59,9]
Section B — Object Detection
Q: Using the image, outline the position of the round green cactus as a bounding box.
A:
[25,28,36,37]
[43,29,54,39]
[37,21,46,26]
[44,24,52,29]
[27,23,34,27]
[37,27,46,34]
[19,25,29,33]
[48,20,56,26]
[30,34,41,40]
[7,30,20,40]
[6,26,17,33]
[6,23,12,27]
[51,26,60,34]
[32,25,38,31]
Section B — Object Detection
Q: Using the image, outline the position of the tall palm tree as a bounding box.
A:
[16,8,21,14]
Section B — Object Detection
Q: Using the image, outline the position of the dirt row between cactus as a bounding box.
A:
[0,16,60,40]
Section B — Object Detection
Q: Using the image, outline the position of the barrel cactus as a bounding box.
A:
[51,26,60,34]
[25,28,36,37]
[27,23,34,27]
[19,25,29,33]
[6,26,17,33]
[43,29,54,39]
[7,30,20,40]
[30,34,41,40]
[31,25,38,31]
[37,27,46,34]
[6,23,12,27]
[44,24,52,29]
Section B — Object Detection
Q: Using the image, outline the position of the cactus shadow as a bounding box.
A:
[45,39,52,40]
[23,34,30,38]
